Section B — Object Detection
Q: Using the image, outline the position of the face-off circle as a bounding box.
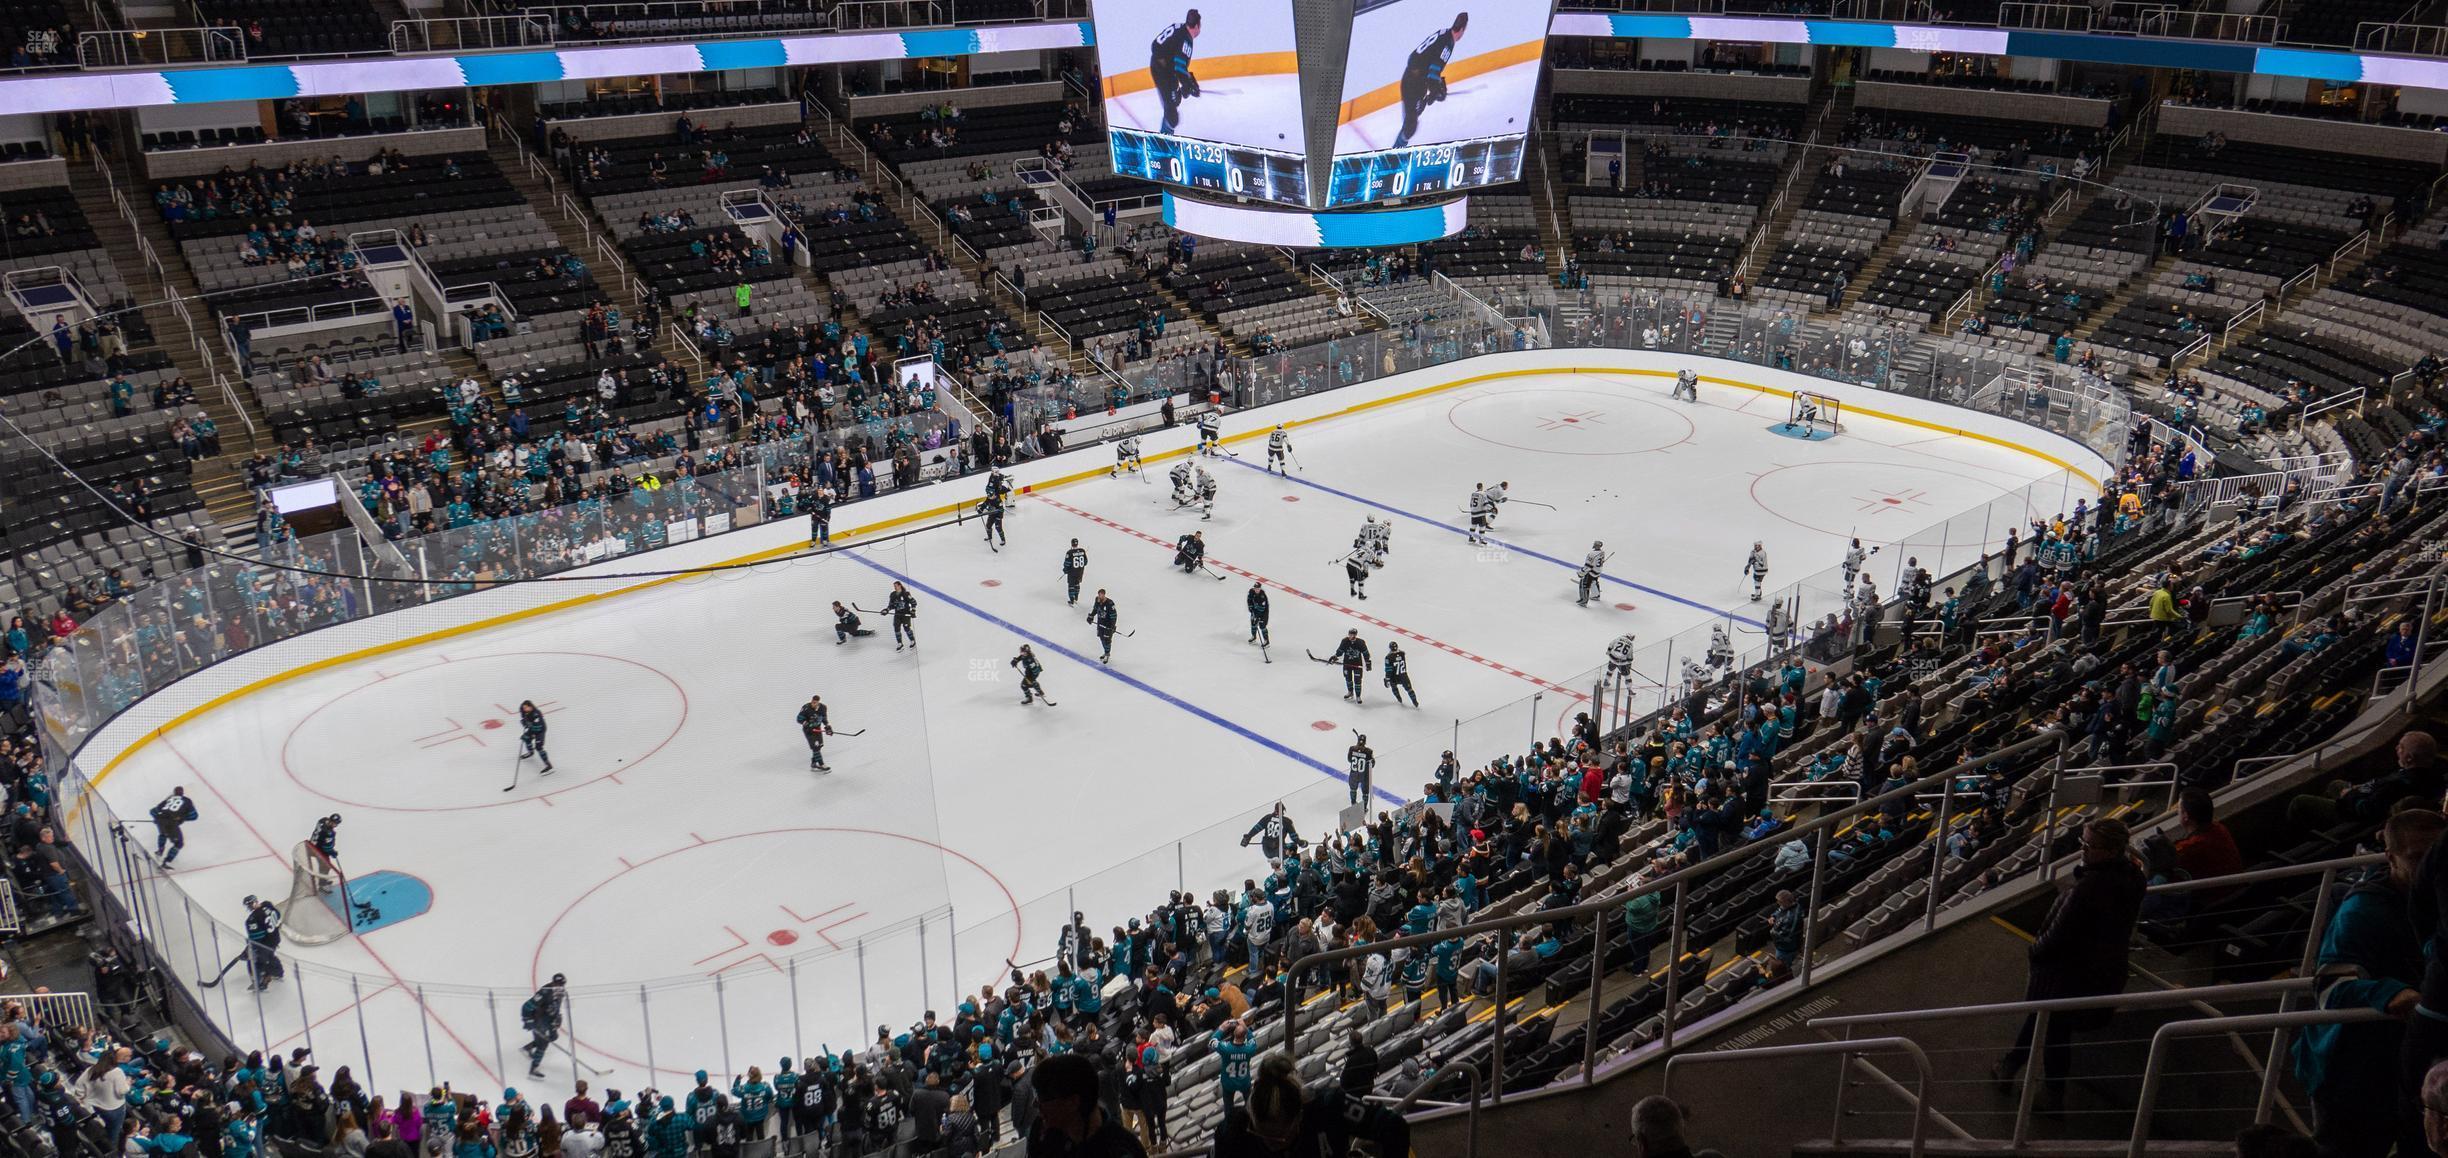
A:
[1445,388,1694,456]
[1747,461,2035,548]
[281,651,687,811]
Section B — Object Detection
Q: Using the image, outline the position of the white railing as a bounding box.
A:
[2328,229,2372,277]
[214,371,259,448]
[2279,265,2316,305]
[2221,299,2263,347]
[2300,388,2365,424]
[2171,330,2212,367]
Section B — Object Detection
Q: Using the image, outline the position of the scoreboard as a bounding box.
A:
[1107,129,1312,208]
[1325,137,1526,207]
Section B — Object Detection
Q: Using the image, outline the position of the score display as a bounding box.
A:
[1325,136,1523,207]
[1107,132,1311,207]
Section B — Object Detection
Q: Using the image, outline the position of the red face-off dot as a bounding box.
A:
[1282,496,1300,502]
[767,930,800,947]
[1311,721,1336,731]
[1614,603,1637,611]
[980,579,1002,587]
[480,719,506,729]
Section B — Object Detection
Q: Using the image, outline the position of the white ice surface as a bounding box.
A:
[94,369,2083,1096]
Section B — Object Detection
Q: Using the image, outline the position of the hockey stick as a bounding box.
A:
[504,749,525,793]
[833,728,868,737]
[1289,451,1305,473]
[196,950,250,988]
[1511,499,1559,511]
[1198,563,1231,582]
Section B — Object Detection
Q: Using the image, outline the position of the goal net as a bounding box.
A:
[280,842,357,945]
[1788,391,1843,435]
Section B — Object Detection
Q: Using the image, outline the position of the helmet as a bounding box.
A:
[243,895,260,907]
[1593,540,1604,550]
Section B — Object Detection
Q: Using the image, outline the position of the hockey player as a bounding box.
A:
[1113,435,1144,478]
[1329,629,1372,702]
[1061,539,1089,605]
[1148,11,1201,136]
[1486,480,1510,524]
[518,701,555,772]
[1741,541,1769,602]
[1246,581,1271,645]
[1465,484,1496,545]
[1604,633,1638,685]
[884,582,919,650]
[1842,538,1869,586]
[1343,543,1376,600]
[309,812,342,864]
[1265,425,1292,474]
[796,694,833,771]
[242,895,284,991]
[977,490,1008,550]
[1672,368,1699,402]
[985,468,1013,505]
[1195,410,1221,456]
[1706,622,1734,670]
[1391,13,1466,149]
[1383,641,1418,707]
[150,786,197,866]
[1194,465,1218,520]
[1680,657,1713,699]
[521,973,567,1078]
[1346,733,1378,806]
[1575,541,1608,607]
[1174,530,1207,575]
[1086,590,1120,663]
[1356,515,1391,562]
[1765,598,1793,650]
[1239,802,1301,863]
[832,600,873,644]
[1169,459,1193,492]
[806,485,834,547]
[1010,645,1051,705]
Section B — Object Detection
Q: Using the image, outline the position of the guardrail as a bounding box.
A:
[2279,264,2317,305]
[1996,1,2091,31]
[2356,19,2448,55]
[2220,299,2263,348]
[2329,229,2373,278]
[77,26,246,68]
[227,294,389,333]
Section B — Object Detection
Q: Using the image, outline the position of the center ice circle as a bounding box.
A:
[1747,461,2033,546]
[281,651,688,811]
[1445,387,1694,456]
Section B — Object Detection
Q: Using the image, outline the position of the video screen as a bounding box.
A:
[1093,0,1304,156]
[1326,0,1550,205]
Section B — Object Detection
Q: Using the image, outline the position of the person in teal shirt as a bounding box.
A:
[646,1097,693,1158]
[731,1067,774,1135]
[1212,1022,1257,1117]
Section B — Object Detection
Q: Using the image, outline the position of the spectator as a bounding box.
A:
[1025,1053,1142,1158]
[2290,731,2440,830]
[1626,1095,1721,1158]
[1212,1055,1407,1158]
[2295,809,2443,1157]
[2388,622,2423,669]
[1992,818,2144,1108]
[2172,789,2243,885]
[1337,1029,1377,1100]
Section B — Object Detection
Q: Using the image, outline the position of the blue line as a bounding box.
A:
[841,551,1407,806]
[1222,458,1767,628]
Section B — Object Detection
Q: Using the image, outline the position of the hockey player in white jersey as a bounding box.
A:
[1485,480,1510,525]
[1193,465,1218,519]
[1113,435,1144,479]
[1706,622,1734,670]
[1765,597,1793,650]
[1575,541,1609,607]
[1170,460,1193,492]
[1680,657,1713,697]
[1672,368,1700,402]
[1465,484,1497,545]
[1265,425,1292,474]
[1842,537,1870,586]
[1195,410,1221,456]
[1604,633,1638,684]
[1355,515,1391,562]
[1343,543,1377,600]
[1741,541,1769,602]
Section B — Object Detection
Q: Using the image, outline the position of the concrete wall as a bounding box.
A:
[845,79,1067,119]
[1550,68,1810,104]
[546,100,801,143]
[140,125,484,179]
[1855,79,2111,127]
[2157,101,2448,166]
[0,156,67,193]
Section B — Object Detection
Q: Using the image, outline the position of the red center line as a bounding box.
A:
[154,734,505,1087]
[1028,494,1590,703]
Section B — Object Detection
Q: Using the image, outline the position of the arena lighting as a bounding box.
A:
[1160,190,1470,247]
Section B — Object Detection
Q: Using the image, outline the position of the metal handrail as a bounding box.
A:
[1810,977,2313,1031]
[1281,729,2073,1088]
[2130,1008,2389,1158]
[2145,852,2380,895]
[1395,1058,1479,1158]
[1665,1036,1932,1158]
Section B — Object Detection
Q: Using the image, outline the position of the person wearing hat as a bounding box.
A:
[766,1063,797,1141]
[644,1097,689,1158]
[596,1098,636,1158]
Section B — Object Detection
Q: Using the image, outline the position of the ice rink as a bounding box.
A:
[1335,58,1544,153]
[1101,75,1307,153]
[89,367,2090,1095]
